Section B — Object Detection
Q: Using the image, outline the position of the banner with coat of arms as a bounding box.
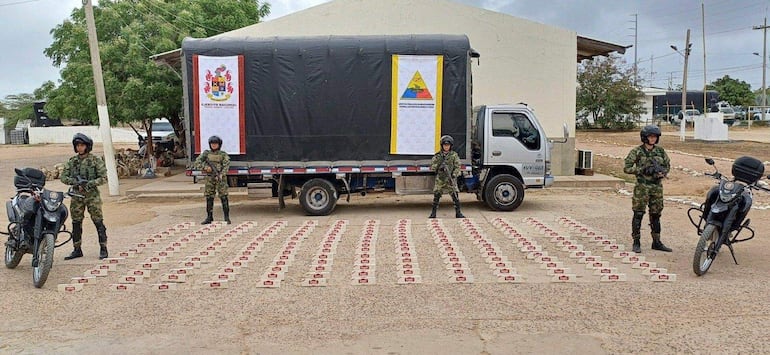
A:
[390,55,443,155]
[193,55,245,154]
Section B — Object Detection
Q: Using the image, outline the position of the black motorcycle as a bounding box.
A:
[688,157,770,276]
[4,168,73,288]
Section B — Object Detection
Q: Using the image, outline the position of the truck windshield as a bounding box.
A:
[491,112,540,150]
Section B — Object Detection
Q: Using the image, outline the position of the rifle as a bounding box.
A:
[205,160,222,182]
[71,175,90,194]
[643,158,667,179]
[438,153,453,179]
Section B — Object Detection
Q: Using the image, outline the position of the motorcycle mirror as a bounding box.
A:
[705,158,715,165]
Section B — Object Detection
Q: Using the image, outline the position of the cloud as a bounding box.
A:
[0,0,82,99]
[263,0,331,21]
[3,0,769,101]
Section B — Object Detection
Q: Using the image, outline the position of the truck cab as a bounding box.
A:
[469,104,563,211]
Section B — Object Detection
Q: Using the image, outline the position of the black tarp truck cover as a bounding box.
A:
[182,34,470,164]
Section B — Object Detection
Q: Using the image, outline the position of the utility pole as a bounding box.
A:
[680,29,691,142]
[702,2,707,112]
[649,54,655,84]
[83,0,120,196]
[753,17,768,121]
[630,14,638,85]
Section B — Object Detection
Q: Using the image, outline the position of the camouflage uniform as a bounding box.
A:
[623,144,671,251]
[430,148,464,218]
[60,152,109,256]
[194,150,230,197]
[194,149,231,223]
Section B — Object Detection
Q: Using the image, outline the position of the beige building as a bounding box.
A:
[157,0,624,174]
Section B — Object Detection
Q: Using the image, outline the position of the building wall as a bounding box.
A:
[0,118,9,144]
[219,0,578,174]
[28,126,139,144]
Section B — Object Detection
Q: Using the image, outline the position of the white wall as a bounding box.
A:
[28,126,139,144]
[641,88,666,125]
[221,0,575,137]
[216,0,578,174]
[0,118,9,144]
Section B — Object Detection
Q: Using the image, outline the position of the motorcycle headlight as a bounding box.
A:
[43,191,63,212]
[43,198,61,212]
[719,182,738,202]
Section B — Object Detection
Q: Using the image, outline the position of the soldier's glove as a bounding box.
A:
[203,166,213,173]
[73,176,88,191]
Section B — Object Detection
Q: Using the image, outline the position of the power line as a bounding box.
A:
[0,0,39,7]
[142,0,227,35]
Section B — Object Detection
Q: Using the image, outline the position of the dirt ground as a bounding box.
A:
[1,131,770,354]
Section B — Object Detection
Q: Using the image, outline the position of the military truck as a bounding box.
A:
[180,34,567,215]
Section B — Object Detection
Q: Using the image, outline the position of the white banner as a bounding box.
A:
[390,55,443,155]
[193,55,245,154]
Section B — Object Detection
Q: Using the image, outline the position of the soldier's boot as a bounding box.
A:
[64,221,84,260]
[451,193,465,218]
[429,193,441,218]
[201,197,214,224]
[94,219,109,259]
[650,213,672,252]
[221,196,231,224]
[632,211,644,253]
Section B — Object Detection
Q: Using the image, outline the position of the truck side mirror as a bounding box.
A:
[549,123,570,144]
[705,158,715,166]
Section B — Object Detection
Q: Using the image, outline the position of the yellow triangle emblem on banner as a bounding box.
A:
[401,71,433,100]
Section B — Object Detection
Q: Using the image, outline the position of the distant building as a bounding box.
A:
[652,90,720,117]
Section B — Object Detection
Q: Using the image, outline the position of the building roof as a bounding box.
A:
[577,36,629,62]
[152,1,626,67]
[154,35,625,67]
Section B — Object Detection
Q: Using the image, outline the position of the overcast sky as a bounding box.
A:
[2,0,770,101]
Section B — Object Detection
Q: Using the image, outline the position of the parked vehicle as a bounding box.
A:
[751,108,770,121]
[670,109,702,124]
[733,106,747,120]
[140,118,176,146]
[4,168,73,288]
[180,35,568,215]
[719,106,736,125]
[688,157,769,276]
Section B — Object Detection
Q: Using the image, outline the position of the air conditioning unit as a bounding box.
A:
[577,150,593,170]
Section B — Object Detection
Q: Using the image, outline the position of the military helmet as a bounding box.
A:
[208,135,222,150]
[72,133,93,153]
[640,125,661,144]
[440,135,454,146]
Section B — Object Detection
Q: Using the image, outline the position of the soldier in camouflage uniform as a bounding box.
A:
[623,125,672,253]
[429,135,465,218]
[60,133,110,260]
[194,135,231,224]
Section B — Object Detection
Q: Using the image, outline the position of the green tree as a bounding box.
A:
[706,75,753,107]
[43,0,269,151]
[576,55,646,129]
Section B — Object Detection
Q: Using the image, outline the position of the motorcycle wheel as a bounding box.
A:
[5,225,24,269]
[32,233,55,288]
[693,223,720,276]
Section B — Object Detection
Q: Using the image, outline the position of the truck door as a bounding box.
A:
[485,110,546,186]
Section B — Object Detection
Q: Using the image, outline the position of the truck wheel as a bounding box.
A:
[484,174,524,211]
[300,178,338,216]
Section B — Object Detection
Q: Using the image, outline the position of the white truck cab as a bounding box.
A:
[470,104,567,211]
